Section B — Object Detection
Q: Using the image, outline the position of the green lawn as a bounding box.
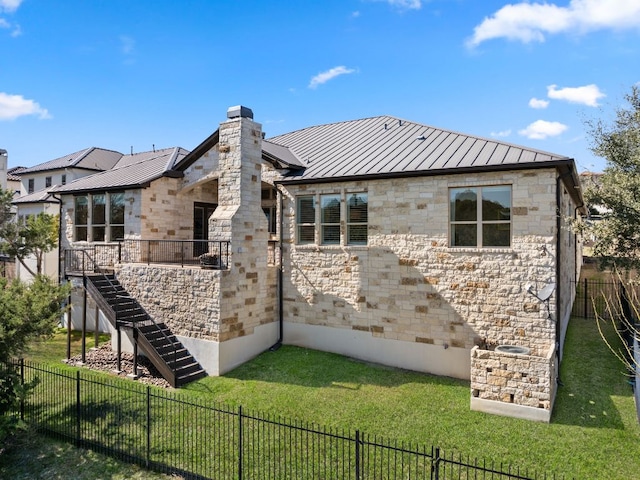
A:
[20,317,640,479]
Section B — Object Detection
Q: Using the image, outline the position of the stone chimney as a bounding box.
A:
[209,106,273,351]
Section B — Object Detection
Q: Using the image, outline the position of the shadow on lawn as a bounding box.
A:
[551,317,633,429]
[200,344,468,392]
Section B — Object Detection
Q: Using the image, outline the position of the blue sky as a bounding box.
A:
[1,0,639,172]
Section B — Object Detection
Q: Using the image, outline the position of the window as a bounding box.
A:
[320,194,341,244]
[261,187,277,234]
[449,185,511,248]
[347,192,368,245]
[295,191,368,246]
[296,196,315,244]
[74,192,126,242]
[109,192,125,240]
[45,176,52,188]
[28,179,34,194]
[75,196,88,241]
[92,194,106,241]
[61,174,67,185]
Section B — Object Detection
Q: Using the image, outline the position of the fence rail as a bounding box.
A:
[8,360,562,480]
[571,278,640,320]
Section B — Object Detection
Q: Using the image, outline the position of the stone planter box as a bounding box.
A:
[470,344,557,422]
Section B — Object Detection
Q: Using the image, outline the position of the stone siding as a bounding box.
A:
[281,168,573,368]
[114,264,222,340]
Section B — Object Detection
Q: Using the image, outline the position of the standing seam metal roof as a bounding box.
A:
[268,115,571,182]
[19,147,123,174]
[49,147,189,194]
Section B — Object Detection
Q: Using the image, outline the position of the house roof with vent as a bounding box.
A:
[267,115,583,206]
[19,147,123,174]
[50,147,188,194]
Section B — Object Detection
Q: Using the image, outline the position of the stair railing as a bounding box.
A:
[64,247,180,380]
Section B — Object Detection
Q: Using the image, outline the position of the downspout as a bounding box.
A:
[269,187,284,351]
[51,193,63,285]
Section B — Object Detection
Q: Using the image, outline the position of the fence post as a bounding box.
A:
[19,358,25,421]
[355,430,361,480]
[146,386,151,469]
[76,370,81,447]
[431,446,440,480]
[118,240,122,264]
[238,406,243,480]
[583,278,588,318]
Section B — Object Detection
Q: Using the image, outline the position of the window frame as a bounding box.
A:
[295,190,368,247]
[449,185,512,248]
[295,195,316,245]
[73,191,126,242]
[27,178,34,194]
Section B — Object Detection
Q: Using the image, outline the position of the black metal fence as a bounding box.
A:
[9,360,561,480]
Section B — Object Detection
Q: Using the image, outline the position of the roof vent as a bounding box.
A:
[227,105,254,120]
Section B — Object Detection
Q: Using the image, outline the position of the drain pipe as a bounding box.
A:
[269,187,284,351]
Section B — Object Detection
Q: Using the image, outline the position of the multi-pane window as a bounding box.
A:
[109,192,125,241]
[75,196,88,241]
[347,192,368,245]
[262,187,277,234]
[295,191,368,246]
[45,176,52,188]
[296,196,315,244]
[449,185,511,248]
[74,192,126,242]
[61,174,67,185]
[28,179,34,194]
[92,194,106,241]
[320,194,341,244]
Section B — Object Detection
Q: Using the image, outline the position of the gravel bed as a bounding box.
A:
[66,343,173,389]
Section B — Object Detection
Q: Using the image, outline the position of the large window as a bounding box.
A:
[347,192,368,245]
[296,196,315,244]
[321,194,341,244]
[74,192,126,242]
[295,191,368,246]
[449,185,511,248]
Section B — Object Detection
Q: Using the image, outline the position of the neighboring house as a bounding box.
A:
[0,149,7,190]
[7,166,27,197]
[51,106,584,422]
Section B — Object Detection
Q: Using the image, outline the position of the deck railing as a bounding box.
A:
[64,239,231,273]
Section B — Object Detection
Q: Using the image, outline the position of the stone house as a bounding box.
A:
[51,106,584,421]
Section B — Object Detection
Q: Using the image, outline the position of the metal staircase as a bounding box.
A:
[64,247,206,387]
[84,274,206,387]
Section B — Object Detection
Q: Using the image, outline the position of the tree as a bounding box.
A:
[0,276,70,444]
[581,85,640,271]
[0,188,58,277]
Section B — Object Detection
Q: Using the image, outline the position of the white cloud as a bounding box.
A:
[467,0,640,47]
[518,120,568,139]
[547,84,605,107]
[308,66,357,89]
[0,0,23,13]
[529,97,549,109]
[369,0,422,11]
[0,93,51,120]
[491,129,512,138]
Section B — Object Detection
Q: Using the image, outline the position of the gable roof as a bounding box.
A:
[20,147,123,174]
[50,147,188,194]
[7,166,26,181]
